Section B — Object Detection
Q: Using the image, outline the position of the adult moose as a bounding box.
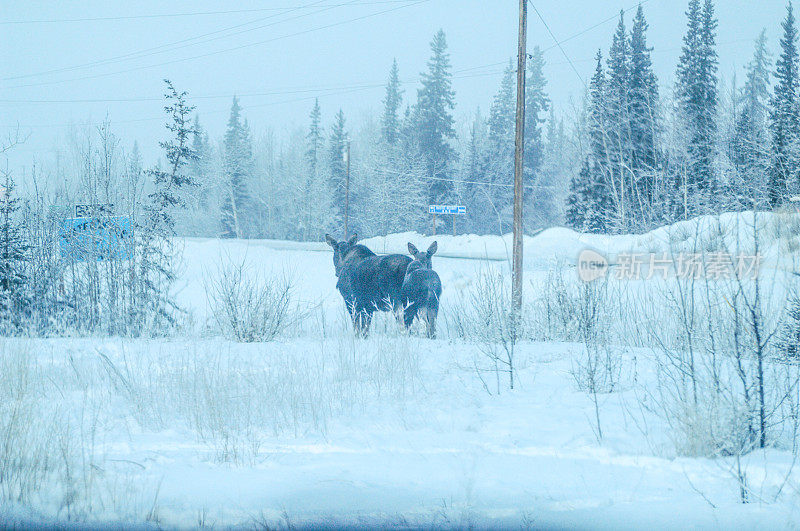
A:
[325,233,411,336]
[400,242,441,338]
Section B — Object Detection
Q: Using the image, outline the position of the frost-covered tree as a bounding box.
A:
[220,96,254,238]
[730,30,771,207]
[176,114,214,236]
[524,47,553,229]
[525,46,550,182]
[190,115,211,185]
[605,11,631,229]
[533,107,567,228]
[0,173,28,333]
[381,59,403,146]
[481,60,516,232]
[461,109,496,233]
[328,109,348,222]
[769,4,800,207]
[146,81,197,233]
[415,29,457,202]
[306,98,323,175]
[628,5,660,212]
[674,0,719,216]
[353,136,426,237]
[778,296,800,359]
[567,52,614,233]
[139,80,197,333]
[294,99,334,240]
[566,161,592,231]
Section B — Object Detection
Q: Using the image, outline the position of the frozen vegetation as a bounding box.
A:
[2,211,800,528]
[5,0,800,528]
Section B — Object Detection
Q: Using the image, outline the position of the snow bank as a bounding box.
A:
[362,210,800,271]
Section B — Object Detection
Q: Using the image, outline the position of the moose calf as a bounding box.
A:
[400,241,442,338]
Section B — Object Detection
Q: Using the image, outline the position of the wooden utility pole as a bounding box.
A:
[512,0,527,311]
[344,141,351,239]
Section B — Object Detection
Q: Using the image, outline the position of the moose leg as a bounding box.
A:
[425,308,437,339]
[393,299,408,329]
[403,303,417,330]
[354,308,372,338]
[424,296,439,339]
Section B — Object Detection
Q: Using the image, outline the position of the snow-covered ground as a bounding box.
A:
[3,212,800,529]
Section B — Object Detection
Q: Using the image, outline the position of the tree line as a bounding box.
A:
[3,0,800,334]
[176,1,800,242]
[568,1,800,233]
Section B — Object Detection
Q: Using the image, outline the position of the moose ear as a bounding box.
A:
[347,234,358,246]
[427,241,438,257]
[408,242,419,256]
[325,234,337,247]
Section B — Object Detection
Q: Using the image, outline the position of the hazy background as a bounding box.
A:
[0,0,786,172]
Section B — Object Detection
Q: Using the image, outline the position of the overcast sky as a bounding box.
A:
[0,1,789,174]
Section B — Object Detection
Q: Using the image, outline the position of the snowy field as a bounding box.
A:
[3,212,800,529]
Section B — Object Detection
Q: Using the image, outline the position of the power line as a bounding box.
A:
[358,164,555,190]
[2,0,430,90]
[0,68,501,105]
[0,35,755,107]
[528,0,586,87]
[1,0,337,82]
[2,69,505,130]
[0,1,411,25]
[1,0,668,102]
[4,0,638,88]
[452,0,650,76]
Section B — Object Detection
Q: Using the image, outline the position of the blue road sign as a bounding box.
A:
[429,205,466,215]
[59,216,132,262]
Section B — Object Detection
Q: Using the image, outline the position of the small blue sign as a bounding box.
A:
[59,216,132,262]
[429,205,466,215]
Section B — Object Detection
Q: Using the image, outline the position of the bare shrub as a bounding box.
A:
[446,267,521,392]
[637,213,800,461]
[204,256,297,342]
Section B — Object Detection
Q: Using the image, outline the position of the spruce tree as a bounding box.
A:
[732,30,771,207]
[628,5,660,209]
[675,0,719,216]
[488,60,516,147]
[589,50,615,232]
[606,12,632,230]
[146,80,197,234]
[328,109,348,222]
[778,296,800,359]
[566,161,592,231]
[483,59,516,231]
[416,29,457,203]
[533,107,565,228]
[190,115,210,179]
[306,99,323,175]
[568,51,613,233]
[189,115,211,208]
[220,96,254,238]
[139,80,197,333]
[381,59,403,146]
[769,4,800,207]
[525,46,550,184]
[463,110,492,233]
[0,173,28,332]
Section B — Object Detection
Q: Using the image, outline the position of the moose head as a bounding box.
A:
[407,241,438,270]
[325,233,358,277]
